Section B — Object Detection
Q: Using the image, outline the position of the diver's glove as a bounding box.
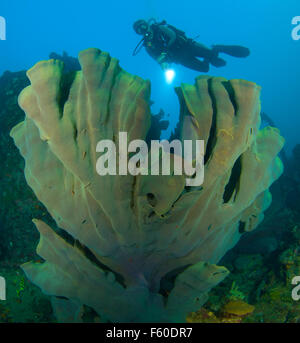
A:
[157,52,168,64]
[160,62,170,71]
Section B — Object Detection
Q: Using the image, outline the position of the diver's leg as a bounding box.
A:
[179,56,210,72]
[212,45,250,58]
[210,56,227,67]
[190,42,213,59]
[191,42,226,67]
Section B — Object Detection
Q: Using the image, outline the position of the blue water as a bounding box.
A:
[1,0,300,152]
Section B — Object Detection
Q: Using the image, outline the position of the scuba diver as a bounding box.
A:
[133,19,250,72]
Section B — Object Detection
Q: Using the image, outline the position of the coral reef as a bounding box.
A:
[146,108,169,142]
[221,299,254,317]
[10,48,284,323]
[48,51,81,73]
[186,299,255,323]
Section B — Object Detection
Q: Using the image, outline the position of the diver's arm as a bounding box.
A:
[155,26,176,68]
[158,26,177,47]
[145,44,168,68]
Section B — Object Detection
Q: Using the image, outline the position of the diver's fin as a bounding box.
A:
[212,45,250,58]
[210,56,227,67]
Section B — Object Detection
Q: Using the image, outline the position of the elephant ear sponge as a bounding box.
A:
[10,48,284,323]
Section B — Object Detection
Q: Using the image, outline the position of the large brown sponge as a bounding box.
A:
[10,48,284,322]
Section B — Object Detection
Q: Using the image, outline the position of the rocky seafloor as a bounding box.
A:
[0,55,299,323]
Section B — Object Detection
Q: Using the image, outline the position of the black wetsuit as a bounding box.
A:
[143,22,250,72]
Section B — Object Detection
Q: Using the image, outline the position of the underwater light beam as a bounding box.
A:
[165,68,175,84]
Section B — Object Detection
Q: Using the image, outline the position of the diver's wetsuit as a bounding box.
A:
[143,22,250,72]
